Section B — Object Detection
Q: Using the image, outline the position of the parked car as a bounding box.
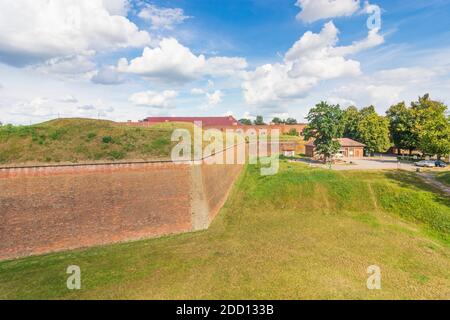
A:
[435,160,448,167]
[415,160,435,167]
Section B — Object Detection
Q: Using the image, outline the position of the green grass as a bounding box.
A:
[0,162,449,299]
[436,171,450,186]
[0,118,193,165]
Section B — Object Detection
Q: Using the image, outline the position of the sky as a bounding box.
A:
[0,0,449,125]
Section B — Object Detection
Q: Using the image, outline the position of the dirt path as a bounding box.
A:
[418,173,450,196]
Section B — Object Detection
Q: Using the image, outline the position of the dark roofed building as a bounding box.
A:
[142,116,240,128]
[305,138,366,159]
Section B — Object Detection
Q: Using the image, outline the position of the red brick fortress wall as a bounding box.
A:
[0,161,244,260]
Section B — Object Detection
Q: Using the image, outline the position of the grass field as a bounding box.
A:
[0,118,192,165]
[0,162,449,299]
[436,171,450,186]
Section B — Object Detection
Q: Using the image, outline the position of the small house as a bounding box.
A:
[305,138,365,159]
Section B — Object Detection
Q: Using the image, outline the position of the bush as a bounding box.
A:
[102,136,113,144]
[87,132,97,140]
[109,150,126,160]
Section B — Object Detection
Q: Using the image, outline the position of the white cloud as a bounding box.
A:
[206,90,224,105]
[102,0,130,16]
[60,95,78,103]
[10,97,54,117]
[138,4,190,30]
[327,66,446,112]
[91,66,125,85]
[0,0,151,66]
[118,38,247,84]
[191,88,205,95]
[34,53,97,75]
[204,57,248,77]
[296,0,361,23]
[129,90,178,108]
[243,22,383,107]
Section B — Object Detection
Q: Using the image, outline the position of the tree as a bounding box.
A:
[239,118,252,125]
[386,102,418,155]
[342,106,360,140]
[357,106,391,155]
[254,115,266,125]
[271,117,283,124]
[303,102,344,162]
[285,118,298,124]
[412,94,450,158]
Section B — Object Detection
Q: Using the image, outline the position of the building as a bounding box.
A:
[281,144,296,157]
[305,138,366,159]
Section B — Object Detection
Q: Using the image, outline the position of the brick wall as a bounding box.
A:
[0,160,243,260]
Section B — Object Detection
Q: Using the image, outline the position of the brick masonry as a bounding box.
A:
[0,160,243,260]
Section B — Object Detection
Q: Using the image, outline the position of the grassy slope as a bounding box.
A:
[436,171,450,186]
[0,118,192,165]
[0,163,449,299]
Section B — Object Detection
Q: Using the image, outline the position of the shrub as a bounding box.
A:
[102,136,113,144]
[87,132,97,140]
[109,150,126,160]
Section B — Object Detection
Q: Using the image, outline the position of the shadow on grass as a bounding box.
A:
[384,171,450,207]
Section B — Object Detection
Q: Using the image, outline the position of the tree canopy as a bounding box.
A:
[254,115,266,125]
[304,102,344,161]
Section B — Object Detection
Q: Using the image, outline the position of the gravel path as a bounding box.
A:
[418,173,450,196]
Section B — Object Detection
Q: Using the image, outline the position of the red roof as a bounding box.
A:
[143,116,240,127]
[305,138,366,147]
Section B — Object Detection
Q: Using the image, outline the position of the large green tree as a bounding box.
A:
[254,115,266,125]
[412,94,450,158]
[342,106,360,140]
[271,117,283,124]
[285,118,298,125]
[386,102,418,155]
[356,106,391,155]
[304,102,344,162]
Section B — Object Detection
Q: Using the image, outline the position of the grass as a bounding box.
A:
[0,162,449,299]
[436,171,450,186]
[0,118,193,165]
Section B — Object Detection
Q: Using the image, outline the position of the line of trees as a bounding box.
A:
[238,116,298,126]
[304,94,450,161]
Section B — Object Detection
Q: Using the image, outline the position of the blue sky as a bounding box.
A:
[0,0,449,124]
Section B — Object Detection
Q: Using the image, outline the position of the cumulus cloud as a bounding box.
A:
[327,65,446,112]
[191,88,206,95]
[10,97,54,117]
[91,66,125,85]
[206,90,224,105]
[242,22,383,107]
[138,4,190,30]
[34,53,97,75]
[102,0,130,16]
[296,0,361,23]
[60,95,78,103]
[129,90,178,108]
[0,0,151,66]
[117,38,247,84]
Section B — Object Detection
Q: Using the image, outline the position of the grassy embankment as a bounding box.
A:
[436,171,450,186]
[0,118,193,165]
[0,162,449,299]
